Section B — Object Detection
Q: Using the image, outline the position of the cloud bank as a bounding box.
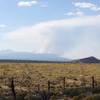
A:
[1,15,100,59]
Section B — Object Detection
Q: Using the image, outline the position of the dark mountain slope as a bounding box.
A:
[71,56,100,63]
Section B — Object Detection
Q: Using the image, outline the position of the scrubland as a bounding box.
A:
[0,63,100,100]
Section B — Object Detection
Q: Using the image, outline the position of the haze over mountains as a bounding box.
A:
[0,50,67,61]
[0,50,100,63]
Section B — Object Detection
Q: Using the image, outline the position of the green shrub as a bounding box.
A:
[92,87,100,94]
[84,94,100,100]
[63,87,85,97]
[73,93,86,100]
[92,94,100,100]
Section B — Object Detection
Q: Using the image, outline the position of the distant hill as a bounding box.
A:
[71,56,100,63]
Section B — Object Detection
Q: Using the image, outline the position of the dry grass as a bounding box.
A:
[0,63,100,93]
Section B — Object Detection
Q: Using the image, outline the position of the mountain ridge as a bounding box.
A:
[0,51,68,61]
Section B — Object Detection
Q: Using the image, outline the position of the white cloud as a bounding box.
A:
[1,15,100,59]
[17,0,38,7]
[0,24,6,28]
[73,2,100,11]
[65,11,84,16]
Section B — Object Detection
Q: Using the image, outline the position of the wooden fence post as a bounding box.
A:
[62,77,66,90]
[48,81,51,92]
[11,77,16,100]
[92,76,95,89]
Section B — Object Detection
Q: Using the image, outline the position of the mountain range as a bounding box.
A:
[0,50,67,61]
[0,50,100,63]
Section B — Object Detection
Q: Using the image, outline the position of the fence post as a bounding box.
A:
[92,76,95,89]
[48,81,51,92]
[62,77,66,90]
[11,77,16,100]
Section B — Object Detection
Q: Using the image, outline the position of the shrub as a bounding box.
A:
[84,94,100,100]
[73,93,86,100]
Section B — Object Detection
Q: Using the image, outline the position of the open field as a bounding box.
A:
[0,63,100,100]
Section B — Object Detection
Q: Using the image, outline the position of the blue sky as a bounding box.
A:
[0,0,100,59]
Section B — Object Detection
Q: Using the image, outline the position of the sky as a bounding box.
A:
[0,0,100,59]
